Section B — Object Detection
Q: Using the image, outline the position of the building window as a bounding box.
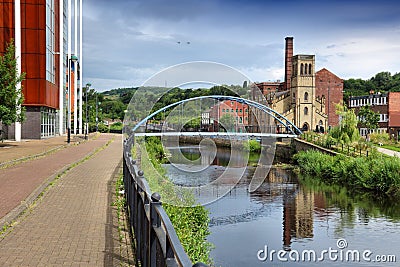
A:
[239,117,242,124]
[46,0,55,83]
[304,92,309,101]
[309,64,312,75]
[240,109,242,113]
[300,63,304,75]
[304,64,308,75]
[41,107,56,138]
[304,107,309,115]
[231,109,233,112]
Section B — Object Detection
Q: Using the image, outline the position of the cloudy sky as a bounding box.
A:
[81,0,400,91]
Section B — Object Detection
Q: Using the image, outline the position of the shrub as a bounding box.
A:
[243,139,261,152]
[370,132,390,144]
[294,150,400,196]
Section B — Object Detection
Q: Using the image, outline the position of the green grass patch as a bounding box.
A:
[381,144,400,152]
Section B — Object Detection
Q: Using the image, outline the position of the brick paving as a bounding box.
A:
[0,134,109,221]
[0,133,125,266]
[0,134,93,167]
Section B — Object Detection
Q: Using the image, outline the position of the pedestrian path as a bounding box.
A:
[377,146,400,157]
[0,134,93,167]
[0,134,109,221]
[0,134,123,266]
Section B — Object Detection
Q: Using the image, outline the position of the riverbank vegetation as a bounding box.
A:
[133,136,213,264]
[243,139,261,152]
[294,150,400,197]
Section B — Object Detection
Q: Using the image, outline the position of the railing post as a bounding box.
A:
[150,192,162,267]
[136,169,145,266]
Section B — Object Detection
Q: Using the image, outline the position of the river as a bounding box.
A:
[163,143,400,266]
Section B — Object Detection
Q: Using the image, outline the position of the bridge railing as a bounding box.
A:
[123,135,205,267]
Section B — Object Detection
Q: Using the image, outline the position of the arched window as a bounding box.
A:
[304,63,308,75]
[309,64,312,75]
[304,92,309,101]
[304,107,309,115]
[300,63,304,75]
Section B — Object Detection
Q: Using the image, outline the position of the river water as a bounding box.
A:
[163,144,400,267]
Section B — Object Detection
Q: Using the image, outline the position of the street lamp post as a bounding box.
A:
[85,83,91,140]
[95,94,98,132]
[67,55,78,143]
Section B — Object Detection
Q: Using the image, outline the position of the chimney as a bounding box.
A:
[285,37,293,91]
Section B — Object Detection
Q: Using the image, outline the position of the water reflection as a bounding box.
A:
[163,145,400,266]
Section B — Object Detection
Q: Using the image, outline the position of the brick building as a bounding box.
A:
[349,92,400,139]
[209,100,249,132]
[315,68,343,127]
[0,0,83,140]
[250,37,343,133]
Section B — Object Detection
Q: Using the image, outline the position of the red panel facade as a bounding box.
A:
[0,1,15,53]
[1,0,60,109]
[316,68,343,127]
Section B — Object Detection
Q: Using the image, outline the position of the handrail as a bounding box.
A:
[123,134,206,267]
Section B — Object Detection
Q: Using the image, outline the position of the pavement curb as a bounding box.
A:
[0,136,114,234]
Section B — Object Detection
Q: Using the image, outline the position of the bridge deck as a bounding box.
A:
[134,132,298,138]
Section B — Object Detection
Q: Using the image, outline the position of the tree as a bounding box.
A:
[329,102,360,144]
[0,39,25,125]
[358,105,380,135]
[219,114,236,132]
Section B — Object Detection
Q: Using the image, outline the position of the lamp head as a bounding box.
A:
[71,55,79,62]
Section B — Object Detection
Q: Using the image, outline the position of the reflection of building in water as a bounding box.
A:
[283,188,314,250]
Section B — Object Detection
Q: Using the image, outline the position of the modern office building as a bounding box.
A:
[0,0,83,140]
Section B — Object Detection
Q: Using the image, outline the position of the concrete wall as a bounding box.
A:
[292,138,338,156]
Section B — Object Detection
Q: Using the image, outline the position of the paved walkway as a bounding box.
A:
[0,134,92,167]
[377,146,400,157]
[0,134,125,266]
[0,134,108,221]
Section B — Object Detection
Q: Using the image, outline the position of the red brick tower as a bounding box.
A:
[284,37,294,91]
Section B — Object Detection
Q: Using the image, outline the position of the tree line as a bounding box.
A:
[343,71,400,101]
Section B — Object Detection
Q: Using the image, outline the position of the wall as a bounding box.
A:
[315,68,343,127]
[292,138,338,156]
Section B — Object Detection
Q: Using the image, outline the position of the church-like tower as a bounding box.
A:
[291,55,316,131]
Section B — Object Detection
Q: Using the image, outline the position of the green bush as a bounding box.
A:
[370,132,390,144]
[110,121,123,131]
[243,139,261,152]
[89,122,109,133]
[294,150,400,197]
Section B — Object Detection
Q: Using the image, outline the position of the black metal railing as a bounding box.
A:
[123,135,206,267]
